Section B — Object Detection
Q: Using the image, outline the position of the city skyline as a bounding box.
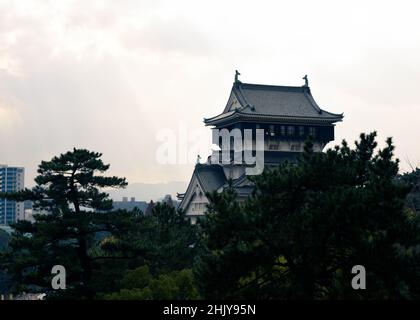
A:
[1,0,419,187]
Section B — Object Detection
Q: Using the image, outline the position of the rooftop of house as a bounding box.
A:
[204,77,343,126]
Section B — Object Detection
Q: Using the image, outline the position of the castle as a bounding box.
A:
[178,73,343,224]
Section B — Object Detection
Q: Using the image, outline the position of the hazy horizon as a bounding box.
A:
[1,0,419,188]
[106,180,188,202]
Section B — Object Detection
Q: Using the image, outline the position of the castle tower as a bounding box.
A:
[178,74,343,223]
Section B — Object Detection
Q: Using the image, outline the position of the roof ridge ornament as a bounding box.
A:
[234,70,241,83]
[303,74,309,87]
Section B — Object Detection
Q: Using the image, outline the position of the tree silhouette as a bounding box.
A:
[0,149,127,299]
[196,133,420,299]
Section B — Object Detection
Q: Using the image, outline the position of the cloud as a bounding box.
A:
[120,18,214,57]
[0,0,419,187]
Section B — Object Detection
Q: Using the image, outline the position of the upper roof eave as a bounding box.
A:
[204,111,344,126]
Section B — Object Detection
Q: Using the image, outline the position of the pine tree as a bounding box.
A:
[101,202,199,274]
[399,168,420,213]
[195,132,420,299]
[97,203,200,299]
[0,149,127,299]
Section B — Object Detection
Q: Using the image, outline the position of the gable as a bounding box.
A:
[179,164,227,216]
[183,178,209,216]
[179,174,200,211]
[223,90,243,113]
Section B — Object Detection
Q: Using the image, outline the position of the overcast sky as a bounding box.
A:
[0,0,419,186]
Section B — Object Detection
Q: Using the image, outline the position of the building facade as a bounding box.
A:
[112,197,148,212]
[178,74,344,224]
[0,165,25,225]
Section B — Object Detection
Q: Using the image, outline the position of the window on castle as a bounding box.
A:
[287,126,295,136]
[299,126,305,136]
[280,126,286,135]
[269,125,275,137]
[309,127,316,137]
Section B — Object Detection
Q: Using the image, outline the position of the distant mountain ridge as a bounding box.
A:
[106,181,189,202]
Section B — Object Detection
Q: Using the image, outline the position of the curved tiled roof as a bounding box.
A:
[178,163,227,211]
[194,164,226,194]
[205,82,343,126]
